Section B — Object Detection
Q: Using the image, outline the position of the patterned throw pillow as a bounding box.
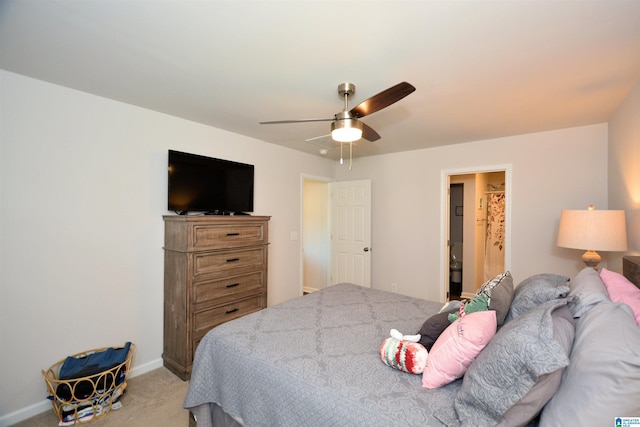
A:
[380,338,428,374]
[447,293,489,323]
[476,271,514,326]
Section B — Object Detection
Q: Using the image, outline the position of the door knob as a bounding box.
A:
[364,247,370,252]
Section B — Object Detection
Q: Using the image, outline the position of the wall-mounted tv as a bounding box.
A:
[168,150,254,215]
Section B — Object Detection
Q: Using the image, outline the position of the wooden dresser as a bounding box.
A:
[162,215,270,380]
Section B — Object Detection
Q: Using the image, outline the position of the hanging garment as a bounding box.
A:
[484,193,505,281]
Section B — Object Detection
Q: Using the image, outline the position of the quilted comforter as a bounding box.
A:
[184,283,458,427]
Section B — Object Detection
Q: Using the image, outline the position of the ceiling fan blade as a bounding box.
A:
[361,122,381,142]
[259,118,333,124]
[349,82,416,118]
[306,135,341,150]
[305,134,332,142]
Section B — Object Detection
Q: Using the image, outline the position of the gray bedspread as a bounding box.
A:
[184,283,459,427]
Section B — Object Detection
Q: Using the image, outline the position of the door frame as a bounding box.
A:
[440,164,512,302]
[300,173,333,296]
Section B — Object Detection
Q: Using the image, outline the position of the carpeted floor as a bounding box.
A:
[12,368,190,427]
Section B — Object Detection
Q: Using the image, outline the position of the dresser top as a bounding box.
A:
[163,215,271,223]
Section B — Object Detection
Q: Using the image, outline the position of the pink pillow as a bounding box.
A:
[422,310,497,389]
[600,268,640,326]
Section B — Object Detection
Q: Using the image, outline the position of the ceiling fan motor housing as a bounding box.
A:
[331,111,363,142]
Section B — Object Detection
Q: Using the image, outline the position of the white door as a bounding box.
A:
[330,179,372,287]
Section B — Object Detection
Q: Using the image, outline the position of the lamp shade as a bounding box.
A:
[557,208,628,251]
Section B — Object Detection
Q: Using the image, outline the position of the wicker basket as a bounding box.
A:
[42,344,134,425]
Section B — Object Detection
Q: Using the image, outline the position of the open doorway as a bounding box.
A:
[449,183,464,298]
[443,166,511,301]
[301,176,373,295]
[301,176,332,295]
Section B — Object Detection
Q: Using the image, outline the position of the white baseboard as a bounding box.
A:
[0,358,164,427]
[0,400,52,427]
[129,357,164,378]
[303,286,319,294]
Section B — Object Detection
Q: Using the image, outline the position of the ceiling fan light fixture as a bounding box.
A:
[331,119,363,142]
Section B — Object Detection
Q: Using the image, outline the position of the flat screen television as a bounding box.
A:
[168,150,254,215]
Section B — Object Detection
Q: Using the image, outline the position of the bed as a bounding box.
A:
[184,256,640,426]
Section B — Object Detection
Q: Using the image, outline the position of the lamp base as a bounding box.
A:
[581,250,601,270]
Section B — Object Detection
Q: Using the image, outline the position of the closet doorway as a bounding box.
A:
[301,176,332,295]
[443,166,511,301]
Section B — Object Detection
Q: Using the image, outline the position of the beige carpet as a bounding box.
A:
[13,368,190,427]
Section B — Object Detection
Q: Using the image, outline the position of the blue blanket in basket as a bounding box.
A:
[59,342,132,380]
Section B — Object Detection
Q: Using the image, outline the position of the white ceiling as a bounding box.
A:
[2,0,639,160]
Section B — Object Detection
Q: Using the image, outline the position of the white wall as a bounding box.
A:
[0,71,335,422]
[609,80,640,271]
[336,124,609,302]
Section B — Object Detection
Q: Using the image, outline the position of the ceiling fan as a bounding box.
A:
[259,81,416,145]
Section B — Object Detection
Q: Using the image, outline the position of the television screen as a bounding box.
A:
[168,150,254,214]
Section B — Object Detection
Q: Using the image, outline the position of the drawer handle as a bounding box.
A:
[226,258,240,263]
[225,308,239,315]
[226,232,240,236]
[226,283,240,288]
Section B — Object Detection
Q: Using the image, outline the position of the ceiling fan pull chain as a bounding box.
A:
[340,142,344,165]
[349,141,353,170]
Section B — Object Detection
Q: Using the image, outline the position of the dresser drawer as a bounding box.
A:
[192,247,266,282]
[193,271,264,309]
[164,216,270,252]
[191,223,267,250]
[193,295,264,339]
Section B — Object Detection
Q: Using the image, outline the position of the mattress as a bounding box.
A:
[184,283,459,426]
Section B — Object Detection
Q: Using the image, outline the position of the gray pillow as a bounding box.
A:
[498,304,574,426]
[451,299,573,426]
[417,309,458,350]
[476,271,514,326]
[504,274,570,323]
[567,267,610,318]
[540,302,640,424]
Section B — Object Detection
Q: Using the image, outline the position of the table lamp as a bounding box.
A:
[557,205,627,269]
